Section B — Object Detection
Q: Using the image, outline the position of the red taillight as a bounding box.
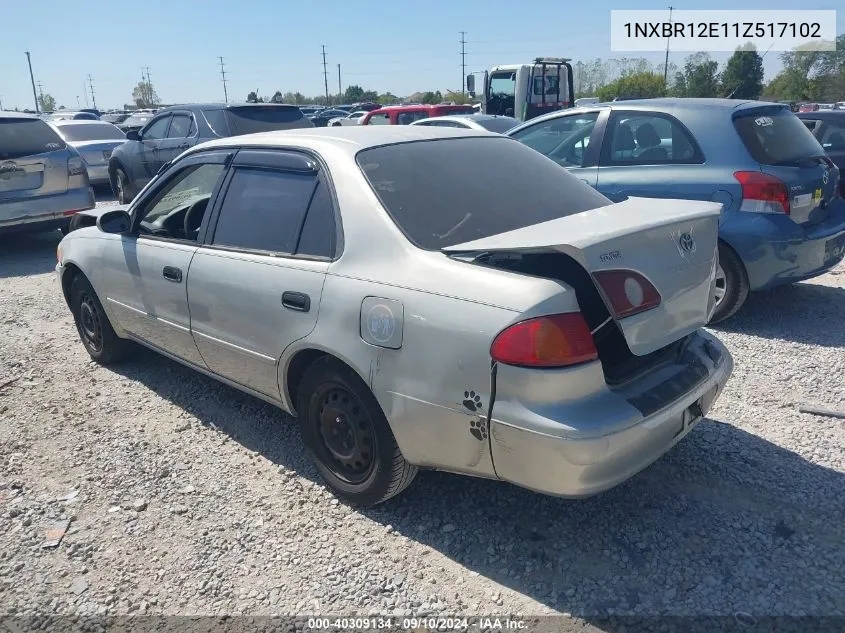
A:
[490,313,598,368]
[734,171,790,215]
[63,209,84,216]
[592,270,661,319]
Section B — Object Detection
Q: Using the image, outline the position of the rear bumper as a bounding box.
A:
[0,186,95,234]
[85,164,110,185]
[720,199,845,291]
[489,331,733,498]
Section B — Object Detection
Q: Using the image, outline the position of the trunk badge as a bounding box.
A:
[676,231,696,259]
[823,169,830,185]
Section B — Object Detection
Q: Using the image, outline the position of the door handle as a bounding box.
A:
[282,291,310,312]
[177,143,189,150]
[162,266,182,282]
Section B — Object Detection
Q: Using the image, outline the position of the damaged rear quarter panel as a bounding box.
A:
[300,273,518,478]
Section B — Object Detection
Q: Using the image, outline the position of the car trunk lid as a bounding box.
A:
[443,197,721,356]
[71,140,124,166]
[0,118,69,200]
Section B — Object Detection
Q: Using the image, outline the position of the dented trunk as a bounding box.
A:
[444,197,722,356]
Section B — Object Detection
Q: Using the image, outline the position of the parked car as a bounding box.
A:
[328,111,368,127]
[50,120,127,187]
[797,111,845,196]
[308,108,352,127]
[350,102,381,112]
[101,113,130,125]
[298,106,324,116]
[57,126,731,505]
[108,103,314,203]
[798,103,819,113]
[48,111,100,121]
[0,112,94,234]
[361,104,476,125]
[117,112,155,134]
[410,114,520,133]
[507,98,845,322]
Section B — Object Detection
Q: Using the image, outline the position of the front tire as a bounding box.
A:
[297,357,417,505]
[70,275,128,364]
[112,167,132,205]
[710,242,749,324]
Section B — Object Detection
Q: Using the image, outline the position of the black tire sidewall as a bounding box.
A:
[115,168,130,205]
[297,360,398,505]
[711,243,748,323]
[70,276,123,363]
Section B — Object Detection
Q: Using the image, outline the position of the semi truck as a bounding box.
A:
[467,58,575,123]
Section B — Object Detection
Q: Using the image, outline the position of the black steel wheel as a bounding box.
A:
[297,356,417,505]
[69,275,129,364]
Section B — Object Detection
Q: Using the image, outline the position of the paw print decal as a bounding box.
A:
[463,391,483,412]
[469,418,488,441]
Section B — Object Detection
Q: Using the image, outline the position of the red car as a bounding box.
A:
[361,104,475,125]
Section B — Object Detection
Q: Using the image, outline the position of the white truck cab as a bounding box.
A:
[467,58,574,123]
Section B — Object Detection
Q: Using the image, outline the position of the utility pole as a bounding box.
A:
[87,74,96,110]
[663,6,674,87]
[144,66,153,106]
[37,82,44,110]
[321,45,329,105]
[219,56,228,104]
[76,96,80,108]
[337,64,342,101]
[25,51,39,113]
[460,31,467,94]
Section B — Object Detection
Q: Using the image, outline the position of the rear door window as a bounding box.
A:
[601,112,702,165]
[225,107,309,135]
[167,114,193,138]
[212,168,318,254]
[734,109,824,166]
[0,118,66,159]
[356,136,610,250]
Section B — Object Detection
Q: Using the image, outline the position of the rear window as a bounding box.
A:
[734,109,824,166]
[57,123,126,142]
[0,118,66,160]
[225,106,312,135]
[356,137,611,250]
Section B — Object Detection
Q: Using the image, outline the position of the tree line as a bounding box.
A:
[582,35,845,103]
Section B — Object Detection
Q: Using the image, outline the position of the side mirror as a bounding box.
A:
[466,74,475,94]
[126,130,140,141]
[96,209,131,234]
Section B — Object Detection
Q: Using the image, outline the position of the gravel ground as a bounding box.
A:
[1,195,844,627]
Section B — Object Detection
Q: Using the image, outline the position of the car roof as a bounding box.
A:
[51,119,113,126]
[0,111,40,120]
[158,103,301,113]
[191,126,501,158]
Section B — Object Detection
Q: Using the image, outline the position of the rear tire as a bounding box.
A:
[710,242,749,324]
[113,167,132,205]
[296,357,417,506]
[70,275,129,364]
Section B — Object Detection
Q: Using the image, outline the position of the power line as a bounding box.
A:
[460,31,467,94]
[87,74,97,110]
[25,52,39,113]
[321,45,330,104]
[219,56,228,104]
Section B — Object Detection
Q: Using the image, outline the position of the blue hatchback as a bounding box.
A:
[507,98,845,322]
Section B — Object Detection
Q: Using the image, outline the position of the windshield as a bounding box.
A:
[57,123,126,142]
[356,137,610,250]
[0,119,67,160]
[123,115,152,127]
[734,108,824,166]
[226,106,310,134]
[476,117,519,133]
[489,72,516,96]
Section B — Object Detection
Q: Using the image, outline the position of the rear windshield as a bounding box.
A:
[122,115,152,127]
[734,108,824,166]
[356,137,611,250]
[0,118,66,160]
[225,106,312,135]
[58,123,126,142]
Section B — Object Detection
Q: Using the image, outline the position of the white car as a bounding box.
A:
[328,111,368,127]
[410,114,519,134]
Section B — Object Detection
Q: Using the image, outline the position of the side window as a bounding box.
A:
[602,113,702,165]
[801,119,819,133]
[167,114,192,138]
[296,180,336,258]
[202,109,229,136]
[142,116,171,140]
[367,113,391,126]
[510,112,599,168]
[398,111,428,125]
[137,163,226,240]
[412,120,435,126]
[212,168,317,254]
[819,121,845,151]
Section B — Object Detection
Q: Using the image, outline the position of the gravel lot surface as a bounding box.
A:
[1,194,844,628]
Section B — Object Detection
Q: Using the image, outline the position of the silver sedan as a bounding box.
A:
[411,113,520,133]
[50,120,127,186]
[56,127,732,506]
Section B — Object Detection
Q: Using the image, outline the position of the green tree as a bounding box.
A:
[38,93,56,111]
[342,85,365,103]
[283,92,309,104]
[597,72,666,101]
[269,91,284,103]
[721,44,764,99]
[377,93,399,105]
[132,81,159,108]
[671,53,721,98]
[775,34,845,102]
[246,91,264,103]
[443,90,472,105]
[419,91,443,104]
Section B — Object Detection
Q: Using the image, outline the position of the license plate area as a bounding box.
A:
[824,234,845,264]
[673,385,718,439]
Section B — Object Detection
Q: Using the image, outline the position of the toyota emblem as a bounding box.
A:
[679,232,696,255]
[822,169,830,185]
